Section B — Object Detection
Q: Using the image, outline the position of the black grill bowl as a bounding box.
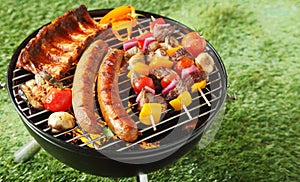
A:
[6,9,227,177]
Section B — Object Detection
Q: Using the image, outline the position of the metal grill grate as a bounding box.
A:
[10,14,226,152]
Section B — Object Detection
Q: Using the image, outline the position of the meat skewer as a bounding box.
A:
[194,52,216,107]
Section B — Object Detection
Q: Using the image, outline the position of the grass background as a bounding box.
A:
[1,0,299,181]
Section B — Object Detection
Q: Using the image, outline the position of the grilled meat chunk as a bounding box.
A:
[16,5,105,79]
[170,47,193,62]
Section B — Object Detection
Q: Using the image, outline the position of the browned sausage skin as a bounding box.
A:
[72,39,108,134]
[97,49,138,142]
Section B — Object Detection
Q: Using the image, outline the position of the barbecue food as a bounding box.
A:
[44,87,72,112]
[97,49,138,142]
[16,5,106,79]
[48,112,75,133]
[72,39,109,134]
[18,71,58,110]
[99,5,140,41]
[122,16,215,115]
[18,79,48,110]
[195,52,215,74]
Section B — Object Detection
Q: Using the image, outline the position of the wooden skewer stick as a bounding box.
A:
[150,16,156,21]
[138,28,144,35]
[198,87,211,107]
[182,104,193,120]
[150,114,157,131]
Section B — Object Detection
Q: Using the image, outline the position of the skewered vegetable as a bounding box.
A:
[127,52,146,69]
[150,17,166,31]
[132,76,155,94]
[127,62,149,78]
[195,52,215,74]
[174,58,194,74]
[166,45,183,57]
[191,80,206,93]
[160,73,178,88]
[139,103,162,125]
[123,38,139,51]
[169,91,192,111]
[149,56,173,70]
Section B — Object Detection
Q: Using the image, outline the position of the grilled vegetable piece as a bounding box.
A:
[169,91,192,111]
[127,62,149,78]
[166,45,183,57]
[149,56,173,71]
[149,67,185,100]
[100,5,139,25]
[97,48,138,142]
[132,76,155,94]
[150,17,166,32]
[72,39,108,134]
[160,73,178,88]
[195,52,215,74]
[18,79,46,110]
[18,71,60,110]
[191,80,206,93]
[174,58,195,74]
[43,87,72,112]
[100,6,141,41]
[127,52,146,70]
[139,103,162,125]
[48,112,75,133]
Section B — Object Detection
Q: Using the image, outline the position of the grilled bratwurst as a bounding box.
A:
[97,49,138,142]
[72,39,108,134]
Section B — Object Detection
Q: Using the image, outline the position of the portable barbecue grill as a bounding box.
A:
[6,9,227,180]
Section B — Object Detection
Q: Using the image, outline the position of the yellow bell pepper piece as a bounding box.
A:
[166,46,183,57]
[191,80,207,93]
[149,56,173,71]
[139,103,162,125]
[127,62,150,78]
[169,91,192,111]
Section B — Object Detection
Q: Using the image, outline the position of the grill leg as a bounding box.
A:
[136,173,148,182]
[14,138,41,163]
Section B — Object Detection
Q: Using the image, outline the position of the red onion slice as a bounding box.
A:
[123,38,139,51]
[135,86,156,103]
[162,80,177,95]
[181,65,200,80]
[144,86,156,95]
[135,90,144,103]
[142,37,156,51]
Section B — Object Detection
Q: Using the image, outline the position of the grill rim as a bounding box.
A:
[6,8,228,177]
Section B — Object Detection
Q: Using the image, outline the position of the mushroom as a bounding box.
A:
[195,52,215,74]
[48,112,75,133]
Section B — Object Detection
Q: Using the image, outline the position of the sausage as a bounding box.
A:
[97,49,138,142]
[72,39,108,134]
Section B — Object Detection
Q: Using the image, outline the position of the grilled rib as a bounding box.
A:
[16,5,106,79]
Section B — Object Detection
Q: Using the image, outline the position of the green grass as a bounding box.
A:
[1,0,299,181]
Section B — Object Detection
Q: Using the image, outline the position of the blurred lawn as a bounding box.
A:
[0,0,299,181]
